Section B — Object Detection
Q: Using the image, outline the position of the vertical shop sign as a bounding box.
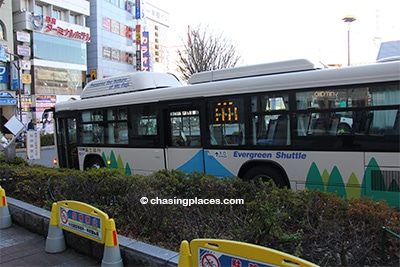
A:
[141,31,150,71]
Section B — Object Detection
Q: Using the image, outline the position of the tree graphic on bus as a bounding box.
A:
[306,158,399,208]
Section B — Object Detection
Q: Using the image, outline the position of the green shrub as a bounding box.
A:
[0,160,398,266]
[40,134,55,146]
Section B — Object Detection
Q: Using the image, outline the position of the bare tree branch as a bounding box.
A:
[176,25,242,81]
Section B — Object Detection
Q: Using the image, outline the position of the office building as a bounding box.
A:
[9,0,90,126]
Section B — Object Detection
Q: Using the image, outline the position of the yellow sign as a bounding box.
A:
[52,200,109,243]
[22,73,31,84]
[90,69,97,81]
[178,239,319,267]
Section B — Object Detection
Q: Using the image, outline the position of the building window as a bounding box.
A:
[0,22,5,40]
[69,13,76,24]
[53,9,61,20]
[34,4,43,16]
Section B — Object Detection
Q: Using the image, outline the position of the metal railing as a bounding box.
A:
[381,226,400,262]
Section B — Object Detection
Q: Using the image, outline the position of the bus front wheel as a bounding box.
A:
[86,157,105,169]
[243,165,285,188]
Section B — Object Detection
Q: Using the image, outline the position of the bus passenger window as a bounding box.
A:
[169,110,201,147]
[251,94,289,146]
[106,108,128,144]
[256,115,290,145]
[131,104,159,147]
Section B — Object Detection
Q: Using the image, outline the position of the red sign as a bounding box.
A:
[39,16,91,42]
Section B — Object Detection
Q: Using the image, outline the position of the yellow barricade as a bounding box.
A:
[0,186,12,229]
[46,200,123,267]
[178,239,319,267]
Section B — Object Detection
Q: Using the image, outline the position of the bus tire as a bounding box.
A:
[243,165,285,188]
[86,156,105,169]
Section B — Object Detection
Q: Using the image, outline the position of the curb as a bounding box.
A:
[7,197,179,267]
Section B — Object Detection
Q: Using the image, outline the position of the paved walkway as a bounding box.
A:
[0,224,100,266]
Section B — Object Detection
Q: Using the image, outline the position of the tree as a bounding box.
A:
[176,25,242,82]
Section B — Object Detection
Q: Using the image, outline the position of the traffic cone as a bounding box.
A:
[45,202,66,253]
[101,218,123,267]
[177,240,192,267]
[0,186,12,229]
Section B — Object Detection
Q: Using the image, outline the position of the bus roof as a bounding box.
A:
[55,60,399,112]
[188,59,327,84]
[80,72,183,99]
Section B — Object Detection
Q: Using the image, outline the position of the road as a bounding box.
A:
[16,145,57,168]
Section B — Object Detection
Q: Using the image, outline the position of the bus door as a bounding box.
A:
[165,105,205,173]
[55,116,78,169]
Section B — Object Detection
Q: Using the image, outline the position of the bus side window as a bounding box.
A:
[257,115,290,145]
[169,110,201,147]
[305,112,343,136]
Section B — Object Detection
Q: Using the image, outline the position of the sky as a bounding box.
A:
[148,0,400,66]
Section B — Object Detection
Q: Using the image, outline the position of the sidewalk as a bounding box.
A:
[0,224,100,266]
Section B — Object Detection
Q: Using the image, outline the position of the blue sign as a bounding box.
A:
[135,0,141,19]
[12,79,18,90]
[0,98,17,105]
[59,206,102,241]
[199,248,274,267]
[0,45,7,62]
[0,65,8,83]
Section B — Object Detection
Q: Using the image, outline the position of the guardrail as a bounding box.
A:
[381,226,400,262]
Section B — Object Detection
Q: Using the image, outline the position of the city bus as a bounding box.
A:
[49,59,400,208]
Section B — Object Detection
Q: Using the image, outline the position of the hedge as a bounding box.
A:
[0,154,399,266]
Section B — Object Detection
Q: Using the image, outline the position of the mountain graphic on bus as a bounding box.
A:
[177,150,235,177]
[102,151,132,175]
[305,157,399,208]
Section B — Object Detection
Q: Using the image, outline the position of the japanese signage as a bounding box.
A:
[0,91,16,105]
[136,25,141,45]
[144,2,170,27]
[31,15,90,42]
[16,31,31,43]
[22,73,32,84]
[26,131,41,160]
[56,201,110,244]
[59,206,102,241]
[199,248,274,267]
[141,31,150,71]
[36,95,56,112]
[0,65,8,83]
[17,45,31,57]
[135,0,141,19]
[20,60,31,70]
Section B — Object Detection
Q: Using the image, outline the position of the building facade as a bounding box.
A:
[8,0,90,128]
[87,0,169,79]
[1,0,169,133]
[0,0,17,135]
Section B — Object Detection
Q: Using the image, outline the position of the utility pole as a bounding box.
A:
[5,51,23,121]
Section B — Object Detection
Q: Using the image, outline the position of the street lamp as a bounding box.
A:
[342,15,356,66]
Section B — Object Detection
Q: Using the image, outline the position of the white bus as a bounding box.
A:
[50,59,400,208]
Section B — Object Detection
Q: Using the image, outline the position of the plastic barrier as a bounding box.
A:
[0,186,12,229]
[45,200,123,267]
[178,239,319,267]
